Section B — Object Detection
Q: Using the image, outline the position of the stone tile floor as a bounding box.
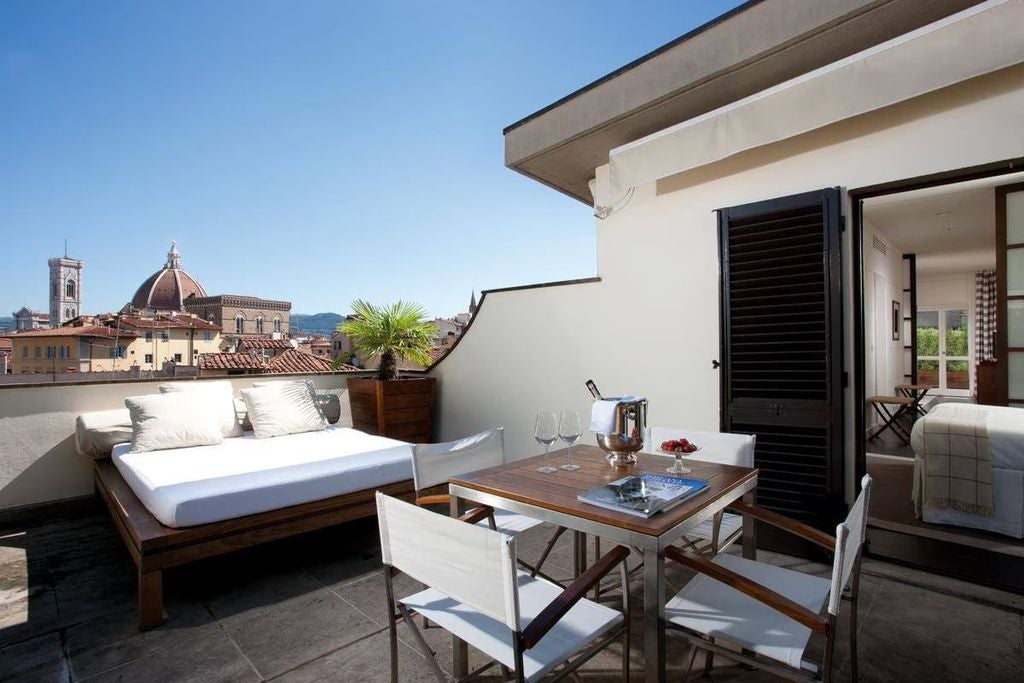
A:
[2,500,1023,682]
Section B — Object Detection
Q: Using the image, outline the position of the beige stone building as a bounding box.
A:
[7,326,138,374]
[116,315,222,371]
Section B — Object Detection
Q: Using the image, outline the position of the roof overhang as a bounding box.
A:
[503,0,987,203]
[610,0,1024,194]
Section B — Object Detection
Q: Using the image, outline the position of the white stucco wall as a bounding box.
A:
[863,218,906,411]
[0,374,355,511]
[433,64,1024,503]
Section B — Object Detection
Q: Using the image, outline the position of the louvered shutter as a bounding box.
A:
[719,188,845,547]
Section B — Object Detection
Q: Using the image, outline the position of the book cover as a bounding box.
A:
[578,474,709,518]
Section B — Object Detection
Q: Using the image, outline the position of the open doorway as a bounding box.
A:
[853,168,1024,592]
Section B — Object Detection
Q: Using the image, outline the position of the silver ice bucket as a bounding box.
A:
[595,397,648,466]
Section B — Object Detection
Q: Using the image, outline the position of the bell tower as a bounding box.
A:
[49,246,84,326]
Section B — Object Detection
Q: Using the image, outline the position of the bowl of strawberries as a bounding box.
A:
[660,438,701,474]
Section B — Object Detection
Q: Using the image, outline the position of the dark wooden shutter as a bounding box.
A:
[719,188,845,551]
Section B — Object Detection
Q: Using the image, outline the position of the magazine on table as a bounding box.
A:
[577,474,709,518]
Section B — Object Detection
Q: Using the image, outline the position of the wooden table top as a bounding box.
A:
[449,445,758,537]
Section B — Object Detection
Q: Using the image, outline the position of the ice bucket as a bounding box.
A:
[595,397,648,466]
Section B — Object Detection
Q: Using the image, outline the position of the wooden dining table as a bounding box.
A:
[448,444,759,683]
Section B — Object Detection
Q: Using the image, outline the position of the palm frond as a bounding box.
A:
[338,299,436,378]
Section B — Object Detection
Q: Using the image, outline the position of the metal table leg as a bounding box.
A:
[642,546,666,683]
[742,489,757,560]
[449,493,468,678]
[573,530,587,578]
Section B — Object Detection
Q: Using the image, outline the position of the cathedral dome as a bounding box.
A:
[129,242,207,312]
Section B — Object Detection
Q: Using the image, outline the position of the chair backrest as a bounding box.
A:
[827,474,872,615]
[407,430,503,493]
[376,492,520,629]
[645,426,755,468]
[411,427,505,493]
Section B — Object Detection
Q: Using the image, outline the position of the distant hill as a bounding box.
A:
[290,312,345,335]
[0,316,14,332]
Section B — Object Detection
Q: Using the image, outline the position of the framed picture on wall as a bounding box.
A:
[892,300,901,341]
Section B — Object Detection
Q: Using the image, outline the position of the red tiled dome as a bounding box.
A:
[130,243,207,312]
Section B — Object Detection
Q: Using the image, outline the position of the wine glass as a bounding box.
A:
[558,410,581,471]
[534,412,558,474]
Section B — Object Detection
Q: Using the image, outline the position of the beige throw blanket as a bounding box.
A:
[913,405,993,516]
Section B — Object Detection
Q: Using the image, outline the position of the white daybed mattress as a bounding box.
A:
[112,426,413,528]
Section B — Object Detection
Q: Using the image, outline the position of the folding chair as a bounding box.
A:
[645,427,756,556]
[377,492,631,683]
[867,395,913,444]
[411,427,568,585]
[664,475,872,682]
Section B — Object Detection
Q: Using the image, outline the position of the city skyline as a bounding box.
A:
[0,1,744,318]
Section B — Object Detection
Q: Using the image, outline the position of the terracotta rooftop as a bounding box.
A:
[197,349,360,373]
[0,338,12,351]
[238,339,294,350]
[197,352,266,371]
[8,326,139,339]
[267,349,347,374]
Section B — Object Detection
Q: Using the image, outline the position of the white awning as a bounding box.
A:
[608,0,1024,193]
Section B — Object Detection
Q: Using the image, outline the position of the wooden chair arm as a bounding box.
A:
[457,505,494,526]
[664,546,828,634]
[520,545,630,650]
[727,500,836,551]
[414,494,450,507]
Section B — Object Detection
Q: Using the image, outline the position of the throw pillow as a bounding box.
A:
[125,392,224,453]
[159,380,244,437]
[241,381,327,439]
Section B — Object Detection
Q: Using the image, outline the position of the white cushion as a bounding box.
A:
[159,380,243,437]
[666,553,830,669]
[241,381,326,439]
[401,571,622,682]
[125,393,224,454]
[75,408,133,459]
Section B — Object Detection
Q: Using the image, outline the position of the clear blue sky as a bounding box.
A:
[1,0,744,318]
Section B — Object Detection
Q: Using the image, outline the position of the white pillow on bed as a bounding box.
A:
[159,380,243,437]
[125,393,224,453]
[241,380,327,439]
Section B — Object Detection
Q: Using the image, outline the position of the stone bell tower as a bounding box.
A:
[49,247,84,327]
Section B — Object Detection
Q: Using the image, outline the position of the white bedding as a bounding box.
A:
[911,403,1024,538]
[112,426,413,528]
[911,403,1024,470]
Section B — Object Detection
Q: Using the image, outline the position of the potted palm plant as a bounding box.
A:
[339,300,438,442]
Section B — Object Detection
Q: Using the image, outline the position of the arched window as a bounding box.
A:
[255,315,264,334]
[273,317,282,333]
[235,314,245,334]
[65,308,71,319]
[66,280,75,299]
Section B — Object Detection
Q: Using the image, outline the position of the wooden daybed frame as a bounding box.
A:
[94,459,416,630]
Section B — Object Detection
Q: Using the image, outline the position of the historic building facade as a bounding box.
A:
[183,294,291,345]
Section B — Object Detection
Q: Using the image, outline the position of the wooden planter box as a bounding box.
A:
[348,376,436,443]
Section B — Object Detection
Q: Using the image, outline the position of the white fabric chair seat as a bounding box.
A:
[685,512,744,546]
[401,571,622,682]
[478,508,545,536]
[666,553,831,669]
